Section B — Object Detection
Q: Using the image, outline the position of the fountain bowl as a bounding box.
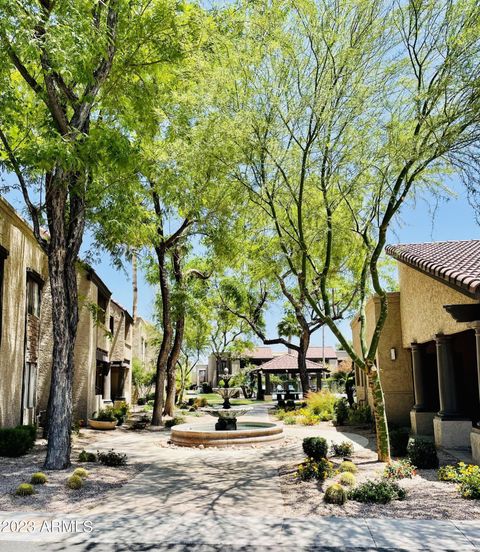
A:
[171,421,284,447]
[202,406,252,419]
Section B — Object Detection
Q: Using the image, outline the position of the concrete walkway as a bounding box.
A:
[1,406,479,550]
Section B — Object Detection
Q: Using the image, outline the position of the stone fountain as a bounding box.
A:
[170,369,284,447]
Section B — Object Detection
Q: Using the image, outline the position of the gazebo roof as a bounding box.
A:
[255,353,327,372]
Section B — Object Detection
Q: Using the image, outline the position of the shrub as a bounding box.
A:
[438,464,461,482]
[78,450,97,462]
[349,480,406,504]
[283,415,297,425]
[98,450,127,467]
[303,437,328,460]
[275,409,288,420]
[324,483,347,505]
[459,472,480,499]
[93,408,117,422]
[333,398,349,426]
[285,400,296,411]
[137,397,146,406]
[331,441,354,457]
[113,402,130,425]
[407,438,438,469]
[0,425,36,457]
[201,383,212,394]
[164,416,186,428]
[30,472,48,485]
[383,459,416,480]
[15,483,35,496]
[389,427,410,457]
[277,399,286,408]
[298,411,320,426]
[73,468,89,479]
[438,463,480,499]
[297,458,333,481]
[305,390,336,417]
[67,475,84,490]
[339,460,357,473]
[347,405,372,425]
[131,415,150,431]
[340,472,356,487]
[194,397,208,408]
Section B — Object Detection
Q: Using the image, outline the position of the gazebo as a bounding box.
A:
[253,353,329,400]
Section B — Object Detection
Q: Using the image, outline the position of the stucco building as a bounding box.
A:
[0,198,135,428]
[352,240,480,461]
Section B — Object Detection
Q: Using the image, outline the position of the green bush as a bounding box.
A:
[78,450,97,462]
[98,450,127,467]
[164,416,186,428]
[30,472,48,485]
[339,472,356,487]
[331,441,354,457]
[302,437,328,460]
[349,480,406,504]
[339,460,357,473]
[347,405,372,425]
[283,415,297,425]
[66,475,84,490]
[383,459,416,480]
[93,408,117,422]
[437,463,480,499]
[73,468,89,479]
[0,425,36,457]
[459,472,480,499]
[324,483,347,504]
[298,410,321,426]
[15,483,35,496]
[297,458,333,481]
[389,427,410,457]
[333,398,349,425]
[305,391,336,417]
[407,438,438,469]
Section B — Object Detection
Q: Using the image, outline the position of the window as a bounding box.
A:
[22,362,37,409]
[109,315,114,334]
[26,275,41,317]
[98,293,108,325]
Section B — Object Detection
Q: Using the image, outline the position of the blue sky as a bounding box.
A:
[2,176,479,351]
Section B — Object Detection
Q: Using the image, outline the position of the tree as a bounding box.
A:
[207,0,480,461]
[0,0,153,468]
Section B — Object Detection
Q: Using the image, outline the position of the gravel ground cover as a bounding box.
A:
[279,430,480,520]
[0,433,142,513]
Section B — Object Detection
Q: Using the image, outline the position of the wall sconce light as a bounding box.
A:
[390,348,397,361]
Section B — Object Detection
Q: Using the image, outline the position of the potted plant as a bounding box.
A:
[88,407,117,430]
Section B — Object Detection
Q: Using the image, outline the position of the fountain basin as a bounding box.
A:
[171,421,284,447]
[203,406,252,419]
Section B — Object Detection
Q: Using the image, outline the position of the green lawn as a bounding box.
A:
[195,393,261,406]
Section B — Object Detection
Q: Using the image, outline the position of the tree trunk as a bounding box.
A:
[44,176,84,470]
[297,329,310,395]
[152,246,172,426]
[367,367,391,462]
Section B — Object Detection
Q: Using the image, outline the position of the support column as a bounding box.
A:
[435,334,460,419]
[257,371,264,401]
[316,373,322,391]
[265,372,271,395]
[433,334,471,449]
[411,342,426,411]
[103,364,112,404]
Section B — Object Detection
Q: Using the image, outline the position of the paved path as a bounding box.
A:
[1,407,479,550]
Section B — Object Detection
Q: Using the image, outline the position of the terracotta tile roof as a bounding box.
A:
[386,240,480,298]
[257,353,326,372]
[245,346,337,360]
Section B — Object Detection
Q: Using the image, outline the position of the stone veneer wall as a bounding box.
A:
[398,263,477,346]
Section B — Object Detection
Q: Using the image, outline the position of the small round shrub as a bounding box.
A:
[297,458,333,481]
[324,483,347,505]
[30,472,48,485]
[383,459,416,480]
[331,441,354,457]
[78,450,97,462]
[73,468,89,479]
[164,416,186,428]
[302,437,328,460]
[389,427,410,457]
[66,475,84,490]
[98,450,127,467]
[348,480,406,504]
[407,438,438,469]
[339,460,357,473]
[339,472,356,487]
[15,483,35,496]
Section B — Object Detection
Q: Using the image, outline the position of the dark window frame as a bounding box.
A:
[0,245,9,347]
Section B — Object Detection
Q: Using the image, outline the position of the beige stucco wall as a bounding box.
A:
[0,200,48,427]
[399,263,477,346]
[351,292,414,426]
